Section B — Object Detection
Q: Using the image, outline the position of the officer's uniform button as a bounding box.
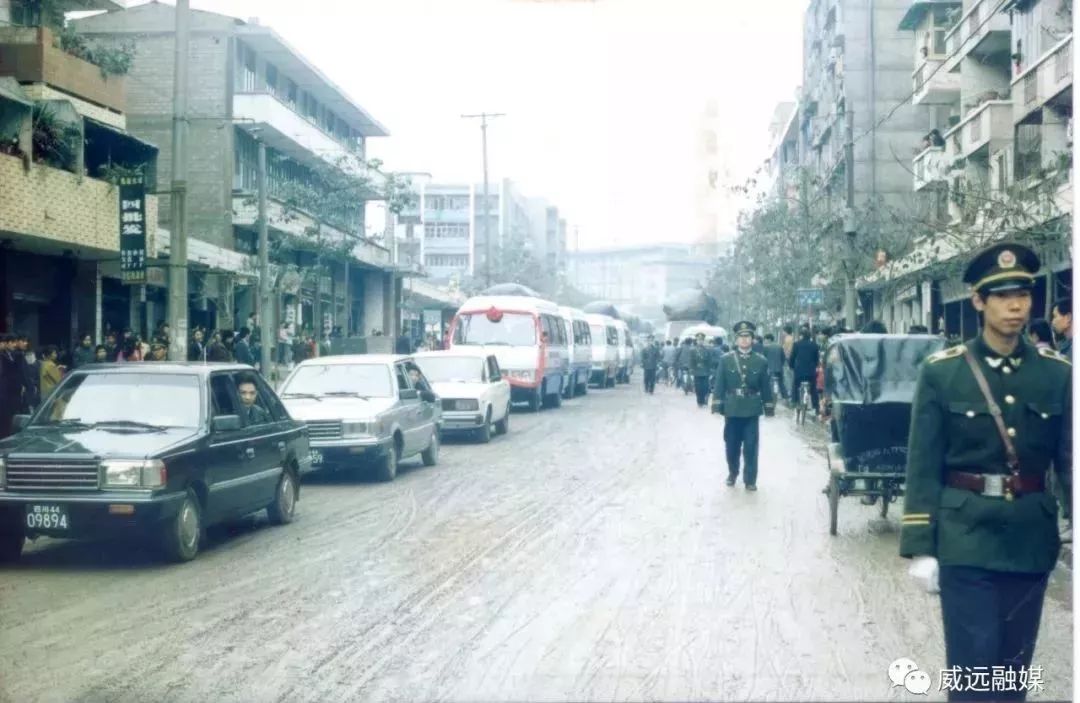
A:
[1005,395,1015,405]
[966,410,975,418]
[1041,413,1049,419]
[1007,427,1017,437]
[1003,366,1013,374]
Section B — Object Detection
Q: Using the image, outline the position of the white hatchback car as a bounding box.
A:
[413,350,512,443]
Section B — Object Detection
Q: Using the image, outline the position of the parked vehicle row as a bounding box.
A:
[0,293,640,566]
[448,294,637,405]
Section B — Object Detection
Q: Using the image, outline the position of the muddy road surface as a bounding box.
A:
[0,381,1071,702]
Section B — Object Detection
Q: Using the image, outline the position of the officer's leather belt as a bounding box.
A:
[946,471,1044,498]
[726,389,759,397]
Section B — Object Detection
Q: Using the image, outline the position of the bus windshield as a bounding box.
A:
[453,312,536,346]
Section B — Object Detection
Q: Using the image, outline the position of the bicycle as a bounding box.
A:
[795,381,811,425]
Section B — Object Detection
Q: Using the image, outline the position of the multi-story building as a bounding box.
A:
[73,3,399,338]
[695,99,741,251]
[405,179,568,290]
[798,0,931,228]
[859,0,1072,336]
[568,245,715,318]
[0,1,163,347]
[767,101,800,206]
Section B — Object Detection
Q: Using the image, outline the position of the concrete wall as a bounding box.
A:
[73,5,236,250]
[960,56,1011,107]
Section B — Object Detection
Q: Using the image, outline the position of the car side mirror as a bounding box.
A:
[12,414,30,431]
[420,390,437,404]
[399,389,419,401]
[212,415,242,433]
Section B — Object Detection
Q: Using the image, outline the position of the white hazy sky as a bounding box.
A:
[133,0,806,249]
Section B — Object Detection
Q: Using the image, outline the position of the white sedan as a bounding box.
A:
[413,350,512,443]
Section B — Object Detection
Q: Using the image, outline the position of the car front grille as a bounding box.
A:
[6,457,100,491]
[306,420,343,441]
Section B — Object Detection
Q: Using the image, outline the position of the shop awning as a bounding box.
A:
[154,228,259,277]
[0,77,31,108]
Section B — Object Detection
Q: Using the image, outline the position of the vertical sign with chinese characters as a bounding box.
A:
[119,174,147,285]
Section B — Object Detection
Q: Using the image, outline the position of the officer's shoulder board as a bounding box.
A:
[1038,347,1072,366]
[926,346,964,365]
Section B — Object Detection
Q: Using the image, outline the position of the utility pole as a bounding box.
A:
[843,108,857,329]
[257,139,272,376]
[166,0,191,361]
[461,112,505,287]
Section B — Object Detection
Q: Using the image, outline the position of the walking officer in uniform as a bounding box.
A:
[712,321,775,490]
[689,333,712,408]
[640,334,660,395]
[900,242,1071,702]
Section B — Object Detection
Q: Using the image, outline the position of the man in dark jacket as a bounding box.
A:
[674,338,693,392]
[207,331,233,362]
[234,327,256,367]
[0,335,20,438]
[188,329,207,362]
[763,333,787,399]
[395,333,413,355]
[640,335,660,394]
[16,335,38,413]
[688,333,712,408]
[789,327,820,412]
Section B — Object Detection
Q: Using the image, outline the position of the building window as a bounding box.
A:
[1014,119,1043,182]
[425,254,469,268]
[237,42,257,92]
[265,63,278,95]
[424,223,469,239]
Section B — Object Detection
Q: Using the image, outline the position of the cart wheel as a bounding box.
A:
[828,472,841,536]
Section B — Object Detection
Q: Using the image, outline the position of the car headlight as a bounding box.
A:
[342,421,372,437]
[451,399,479,411]
[504,370,535,382]
[103,459,166,489]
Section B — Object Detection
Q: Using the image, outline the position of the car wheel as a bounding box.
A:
[477,409,493,443]
[527,389,541,412]
[0,522,25,564]
[422,432,440,466]
[375,443,399,482]
[161,488,203,563]
[267,467,298,525]
[494,404,510,435]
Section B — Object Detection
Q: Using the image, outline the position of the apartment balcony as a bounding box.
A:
[944,100,1012,161]
[0,26,125,114]
[1012,35,1072,123]
[234,92,375,180]
[913,146,950,191]
[912,58,961,105]
[943,0,1010,73]
[0,151,158,257]
[231,193,391,270]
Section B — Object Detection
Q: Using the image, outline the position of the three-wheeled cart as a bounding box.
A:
[823,334,946,535]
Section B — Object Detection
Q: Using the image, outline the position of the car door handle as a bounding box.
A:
[245,447,255,460]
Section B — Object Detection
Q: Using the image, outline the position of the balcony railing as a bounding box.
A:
[944,0,1010,68]
[913,146,949,191]
[0,26,125,113]
[1011,35,1073,123]
[912,58,961,105]
[945,100,1013,160]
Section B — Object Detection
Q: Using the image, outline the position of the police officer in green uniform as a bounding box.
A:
[712,321,775,490]
[689,333,712,408]
[900,243,1071,702]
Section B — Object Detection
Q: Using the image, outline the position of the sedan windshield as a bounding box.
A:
[414,356,485,383]
[34,373,202,428]
[453,312,536,346]
[282,364,394,398]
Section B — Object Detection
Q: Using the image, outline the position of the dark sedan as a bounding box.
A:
[0,363,311,563]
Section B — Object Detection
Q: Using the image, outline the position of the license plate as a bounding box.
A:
[309,449,323,466]
[26,504,70,531]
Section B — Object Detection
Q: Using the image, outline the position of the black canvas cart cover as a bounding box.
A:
[583,301,622,319]
[481,283,541,297]
[825,334,947,405]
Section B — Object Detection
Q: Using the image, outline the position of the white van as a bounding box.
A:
[613,319,633,384]
[585,313,618,388]
[449,294,569,411]
[558,306,592,398]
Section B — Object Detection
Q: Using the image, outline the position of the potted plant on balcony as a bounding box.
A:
[31,103,78,171]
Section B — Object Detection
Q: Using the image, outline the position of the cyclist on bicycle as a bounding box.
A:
[661,340,676,384]
[789,326,820,414]
[763,333,786,400]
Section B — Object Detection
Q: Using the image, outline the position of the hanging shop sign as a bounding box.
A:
[119,174,148,285]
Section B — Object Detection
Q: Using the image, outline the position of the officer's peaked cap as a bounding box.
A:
[963,242,1040,295]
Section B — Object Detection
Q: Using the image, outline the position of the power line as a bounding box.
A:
[851,4,1017,147]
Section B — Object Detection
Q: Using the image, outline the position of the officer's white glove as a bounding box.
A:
[908,556,940,594]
